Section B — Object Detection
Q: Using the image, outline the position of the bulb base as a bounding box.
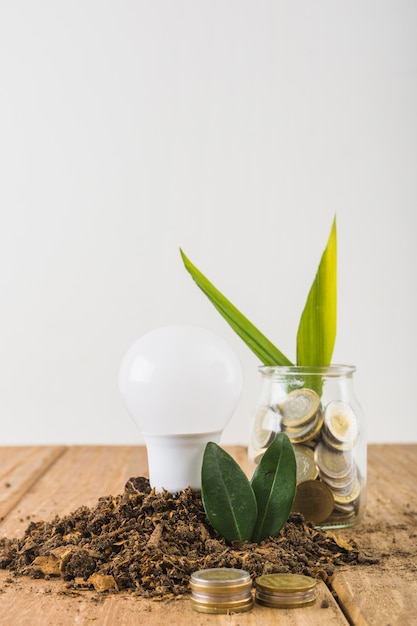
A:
[143,431,222,492]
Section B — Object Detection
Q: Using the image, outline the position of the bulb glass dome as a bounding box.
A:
[119,325,243,436]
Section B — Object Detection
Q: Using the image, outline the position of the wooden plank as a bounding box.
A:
[0,572,348,626]
[0,445,348,625]
[0,446,149,538]
[332,444,417,626]
[0,446,66,521]
[3,444,417,625]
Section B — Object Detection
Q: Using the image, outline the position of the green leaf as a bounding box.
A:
[201,442,258,543]
[180,249,293,366]
[250,433,297,542]
[296,217,337,366]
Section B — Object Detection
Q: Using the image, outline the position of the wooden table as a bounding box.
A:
[0,444,416,625]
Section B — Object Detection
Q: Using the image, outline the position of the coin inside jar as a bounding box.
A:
[332,478,362,505]
[286,410,323,444]
[251,405,280,450]
[293,445,318,483]
[315,441,354,479]
[291,480,335,524]
[279,388,321,429]
[324,401,358,445]
[322,427,357,452]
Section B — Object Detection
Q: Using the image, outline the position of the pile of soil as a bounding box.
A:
[0,476,366,599]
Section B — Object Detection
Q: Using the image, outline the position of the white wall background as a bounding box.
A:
[0,1,416,446]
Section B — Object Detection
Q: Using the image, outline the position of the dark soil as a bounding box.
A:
[0,476,367,599]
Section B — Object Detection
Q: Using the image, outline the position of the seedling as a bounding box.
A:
[201,433,296,543]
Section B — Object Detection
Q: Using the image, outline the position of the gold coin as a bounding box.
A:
[282,414,316,434]
[321,427,357,451]
[324,401,358,444]
[291,480,335,525]
[325,508,355,523]
[293,445,318,483]
[255,573,317,608]
[287,411,324,444]
[191,597,254,614]
[320,470,357,494]
[333,501,355,514]
[280,388,321,428]
[256,573,316,593]
[190,568,251,586]
[255,596,316,609]
[333,479,362,504]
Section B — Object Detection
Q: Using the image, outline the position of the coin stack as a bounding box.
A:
[251,387,362,526]
[316,401,361,522]
[255,573,317,609]
[190,568,254,614]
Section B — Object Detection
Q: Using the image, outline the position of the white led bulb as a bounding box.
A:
[119,325,243,492]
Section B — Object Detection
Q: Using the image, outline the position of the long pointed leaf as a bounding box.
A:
[250,433,296,542]
[181,249,293,366]
[201,442,258,543]
[296,217,337,366]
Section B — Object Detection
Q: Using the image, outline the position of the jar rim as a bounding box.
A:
[258,364,356,377]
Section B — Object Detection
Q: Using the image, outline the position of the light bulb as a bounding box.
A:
[118,325,243,492]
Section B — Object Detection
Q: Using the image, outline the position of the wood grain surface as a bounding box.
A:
[0,444,416,625]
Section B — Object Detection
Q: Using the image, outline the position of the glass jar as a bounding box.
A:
[249,365,366,529]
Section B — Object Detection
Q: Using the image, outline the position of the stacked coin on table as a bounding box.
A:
[255,573,317,609]
[190,568,254,614]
